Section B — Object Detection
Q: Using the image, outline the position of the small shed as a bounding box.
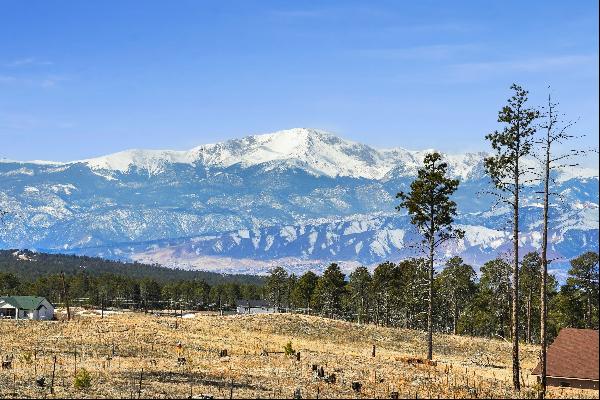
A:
[0,296,55,320]
[235,299,276,314]
[532,328,599,390]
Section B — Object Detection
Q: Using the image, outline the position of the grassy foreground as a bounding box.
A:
[0,310,596,399]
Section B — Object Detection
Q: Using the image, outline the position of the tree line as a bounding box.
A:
[0,269,265,312]
[0,249,265,312]
[264,251,598,338]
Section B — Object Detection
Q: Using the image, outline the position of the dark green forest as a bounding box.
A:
[0,249,265,311]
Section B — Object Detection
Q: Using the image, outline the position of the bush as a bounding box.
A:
[74,368,92,390]
[19,351,33,364]
[283,341,295,356]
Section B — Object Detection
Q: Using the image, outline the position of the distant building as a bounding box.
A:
[532,328,599,390]
[235,299,276,314]
[0,296,55,320]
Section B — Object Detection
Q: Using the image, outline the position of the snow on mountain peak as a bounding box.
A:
[12,128,598,181]
[80,149,194,174]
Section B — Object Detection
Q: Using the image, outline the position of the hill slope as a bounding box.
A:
[1,312,594,398]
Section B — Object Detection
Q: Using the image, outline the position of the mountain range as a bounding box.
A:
[1,128,598,279]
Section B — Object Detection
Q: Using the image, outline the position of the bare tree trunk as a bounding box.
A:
[512,157,521,391]
[539,97,552,399]
[453,295,458,336]
[587,290,592,328]
[427,235,434,361]
[526,292,532,344]
[61,271,71,321]
[507,266,512,340]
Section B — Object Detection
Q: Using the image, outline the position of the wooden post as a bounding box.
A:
[372,345,376,357]
[50,355,57,395]
[229,378,234,399]
[137,368,143,399]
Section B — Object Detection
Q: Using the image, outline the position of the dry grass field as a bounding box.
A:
[0,309,597,399]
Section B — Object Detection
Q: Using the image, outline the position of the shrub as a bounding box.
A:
[283,341,295,356]
[74,368,92,390]
[20,351,33,364]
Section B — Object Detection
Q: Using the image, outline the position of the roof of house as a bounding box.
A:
[235,299,272,308]
[0,296,51,310]
[532,328,599,381]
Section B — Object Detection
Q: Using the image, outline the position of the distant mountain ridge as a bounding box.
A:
[1,128,598,277]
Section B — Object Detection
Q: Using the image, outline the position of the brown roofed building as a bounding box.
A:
[532,328,599,390]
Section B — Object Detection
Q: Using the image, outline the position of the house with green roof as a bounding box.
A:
[0,296,55,320]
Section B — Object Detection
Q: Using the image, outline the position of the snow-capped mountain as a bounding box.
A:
[1,128,598,277]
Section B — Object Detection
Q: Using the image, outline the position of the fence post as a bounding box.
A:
[50,355,57,395]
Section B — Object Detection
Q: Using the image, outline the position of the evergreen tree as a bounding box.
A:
[291,271,318,313]
[535,92,583,398]
[312,263,346,318]
[397,152,464,360]
[140,278,161,310]
[399,258,429,330]
[550,283,585,329]
[286,274,298,312]
[348,266,372,324]
[567,252,599,329]
[519,252,541,343]
[372,261,402,326]
[484,84,538,390]
[462,258,512,338]
[266,266,289,311]
[0,272,20,295]
[436,257,476,335]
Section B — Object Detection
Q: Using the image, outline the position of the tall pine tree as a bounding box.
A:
[397,152,464,360]
[535,91,586,398]
[484,84,538,390]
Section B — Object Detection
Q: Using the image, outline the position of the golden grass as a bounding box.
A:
[0,309,596,399]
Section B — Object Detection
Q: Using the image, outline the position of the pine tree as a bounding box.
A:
[312,263,346,318]
[266,267,289,311]
[291,271,318,313]
[479,258,512,338]
[398,259,429,329]
[567,252,599,329]
[372,261,402,326]
[519,252,541,344]
[436,257,476,335]
[484,84,538,390]
[348,266,372,324]
[397,152,464,360]
[535,92,587,398]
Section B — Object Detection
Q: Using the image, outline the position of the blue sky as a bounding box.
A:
[1,1,598,165]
